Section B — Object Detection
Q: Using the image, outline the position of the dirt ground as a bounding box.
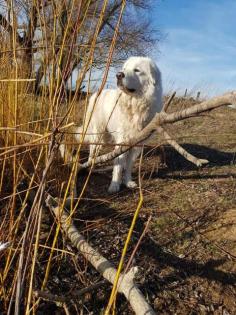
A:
[1,97,236,314]
[34,98,235,314]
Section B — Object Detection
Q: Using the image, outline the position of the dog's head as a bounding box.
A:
[116,56,161,97]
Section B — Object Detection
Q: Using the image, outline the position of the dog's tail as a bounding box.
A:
[59,125,90,163]
[74,125,91,144]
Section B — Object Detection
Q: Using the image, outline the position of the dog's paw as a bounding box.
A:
[125,180,137,189]
[108,182,120,194]
[196,159,209,167]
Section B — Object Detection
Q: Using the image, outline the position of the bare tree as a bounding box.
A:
[0,0,160,92]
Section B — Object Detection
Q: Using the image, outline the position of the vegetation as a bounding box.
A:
[0,1,236,314]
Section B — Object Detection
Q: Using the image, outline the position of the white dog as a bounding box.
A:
[75,56,163,193]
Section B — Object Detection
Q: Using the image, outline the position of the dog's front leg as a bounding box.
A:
[123,147,142,189]
[108,150,128,193]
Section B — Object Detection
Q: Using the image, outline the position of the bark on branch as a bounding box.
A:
[46,195,156,315]
[79,91,236,169]
[160,126,209,167]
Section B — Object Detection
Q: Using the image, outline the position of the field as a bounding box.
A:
[66,98,236,314]
[0,1,236,313]
[1,94,235,314]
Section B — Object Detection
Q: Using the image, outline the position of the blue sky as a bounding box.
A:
[151,0,236,96]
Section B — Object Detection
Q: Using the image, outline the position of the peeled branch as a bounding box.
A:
[46,195,156,315]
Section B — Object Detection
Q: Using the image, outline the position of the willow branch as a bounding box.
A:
[160,127,209,167]
[162,91,176,112]
[79,91,236,169]
[46,195,156,315]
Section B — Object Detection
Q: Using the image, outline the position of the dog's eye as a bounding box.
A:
[134,68,140,73]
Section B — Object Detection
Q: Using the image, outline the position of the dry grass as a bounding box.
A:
[0,1,126,313]
[0,1,236,314]
[71,100,235,314]
[1,95,232,314]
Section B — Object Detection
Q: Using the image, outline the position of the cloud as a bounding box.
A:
[153,0,236,97]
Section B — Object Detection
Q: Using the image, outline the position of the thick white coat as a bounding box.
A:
[76,57,163,193]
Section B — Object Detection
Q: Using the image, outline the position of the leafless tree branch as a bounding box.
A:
[46,194,156,315]
[79,91,236,169]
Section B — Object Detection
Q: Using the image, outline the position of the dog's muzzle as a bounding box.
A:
[116,71,136,93]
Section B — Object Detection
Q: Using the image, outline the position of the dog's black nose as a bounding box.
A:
[116,72,125,80]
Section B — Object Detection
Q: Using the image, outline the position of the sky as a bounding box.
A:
[151,0,236,97]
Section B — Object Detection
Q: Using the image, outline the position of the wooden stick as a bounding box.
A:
[160,127,209,167]
[78,91,236,169]
[46,195,156,315]
[162,91,176,112]
[160,92,208,167]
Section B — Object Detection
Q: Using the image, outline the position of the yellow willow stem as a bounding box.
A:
[57,0,110,217]
[105,146,143,315]
[57,0,108,128]
[10,0,18,233]
[48,2,57,116]
[62,0,126,216]
[66,156,96,221]
[25,205,43,314]
[51,0,76,112]
[105,189,144,315]
[41,220,61,290]
[0,146,44,296]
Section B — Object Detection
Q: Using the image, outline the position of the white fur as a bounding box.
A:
[77,56,162,193]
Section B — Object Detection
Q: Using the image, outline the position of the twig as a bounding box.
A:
[14,129,61,314]
[34,290,67,306]
[160,127,209,167]
[34,280,108,305]
[162,91,176,112]
[172,210,236,260]
[124,216,152,273]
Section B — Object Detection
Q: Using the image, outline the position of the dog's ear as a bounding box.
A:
[149,62,161,86]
